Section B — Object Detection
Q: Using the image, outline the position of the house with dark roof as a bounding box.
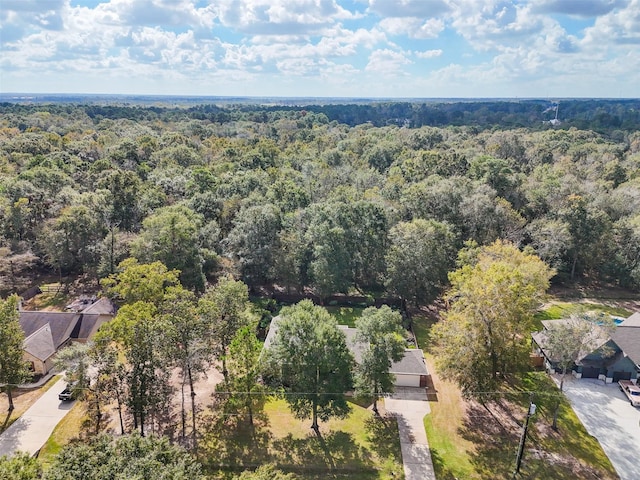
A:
[264,316,430,388]
[532,313,640,383]
[19,298,115,376]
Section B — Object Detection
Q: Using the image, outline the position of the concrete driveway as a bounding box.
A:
[384,397,435,480]
[562,377,640,480]
[0,377,75,457]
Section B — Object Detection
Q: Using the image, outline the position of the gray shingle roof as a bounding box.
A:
[19,312,80,349]
[391,348,429,376]
[620,312,640,327]
[611,326,640,366]
[23,324,56,361]
[82,297,116,315]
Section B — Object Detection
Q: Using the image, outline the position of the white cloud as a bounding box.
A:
[379,17,444,39]
[365,48,412,74]
[214,0,357,35]
[450,1,545,51]
[367,0,450,18]
[415,49,443,59]
[582,0,640,46]
[0,0,638,97]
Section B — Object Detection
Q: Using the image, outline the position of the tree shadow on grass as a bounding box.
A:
[363,414,402,463]
[459,401,522,479]
[271,429,374,474]
[429,448,459,480]
[199,409,273,470]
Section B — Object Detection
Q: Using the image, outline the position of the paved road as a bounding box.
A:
[384,397,436,480]
[0,377,74,457]
[562,377,640,480]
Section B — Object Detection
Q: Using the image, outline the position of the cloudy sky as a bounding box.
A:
[1,0,639,98]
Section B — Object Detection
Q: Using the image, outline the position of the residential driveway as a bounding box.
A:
[0,377,75,457]
[562,377,640,480]
[384,397,435,480]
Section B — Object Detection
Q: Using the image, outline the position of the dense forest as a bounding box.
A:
[1,100,639,300]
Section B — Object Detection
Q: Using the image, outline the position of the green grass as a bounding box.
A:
[324,306,365,327]
[534,301,632,329]
[200,397,403,479]
[38,401,87,466]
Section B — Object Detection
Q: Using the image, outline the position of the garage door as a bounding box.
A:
[395,374,420,387]
[581,366,600,379]
[612,371,632,382]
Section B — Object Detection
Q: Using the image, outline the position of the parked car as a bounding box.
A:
[618,380,640,407]
[58,382,78,401]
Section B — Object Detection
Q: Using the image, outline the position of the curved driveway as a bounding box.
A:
[0,377,74,457]
[562,377,640,480]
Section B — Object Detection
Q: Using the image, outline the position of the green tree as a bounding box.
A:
[131,205,205,291]
[224,325,268,426]
[265,300,354,432]
[160,286,209,444]
[96,302,170,435]
[560,194,611,280]
[38,204,104,275]
[354,306,406,414]
[307,201,388,295]
[433,241,554,398]
[198,277,253,384]
[235,464,294,480]
[101,258,179,306]
[0,294,31,411]
[96,169,144,231]
[223,203,281,286]
[385,219,456,306]
[44,433,203,480]
[0,452,42,480]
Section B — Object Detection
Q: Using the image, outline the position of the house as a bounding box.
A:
[264,316,430,388]
[19,297,116,376]
[532,314,640,383]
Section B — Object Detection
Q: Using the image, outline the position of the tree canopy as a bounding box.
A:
[433,241,554,397]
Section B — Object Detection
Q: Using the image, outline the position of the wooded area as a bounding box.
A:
[1,99,639,298]
[2,98,637,479]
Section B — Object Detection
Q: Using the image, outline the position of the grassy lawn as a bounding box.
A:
[200,397,403,479]
[0,375,61,434]
[413,313,618,480]
[22,284,70,311]
[324,306,365,327]
[535,301,632,325]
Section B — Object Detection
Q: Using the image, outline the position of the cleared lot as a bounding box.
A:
[562,377,640,480]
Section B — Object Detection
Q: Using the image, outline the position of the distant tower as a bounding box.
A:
[549,102,561,126]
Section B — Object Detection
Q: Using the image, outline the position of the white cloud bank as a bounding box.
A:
[0,0,638,97]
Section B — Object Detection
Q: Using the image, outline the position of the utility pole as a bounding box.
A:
[513,393,536,478]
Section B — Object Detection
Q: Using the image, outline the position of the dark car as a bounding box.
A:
[58,383,78,401]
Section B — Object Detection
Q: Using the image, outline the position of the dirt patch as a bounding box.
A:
[101,364,224,438]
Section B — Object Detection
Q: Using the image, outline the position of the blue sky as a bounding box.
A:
[1,0,639,98]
